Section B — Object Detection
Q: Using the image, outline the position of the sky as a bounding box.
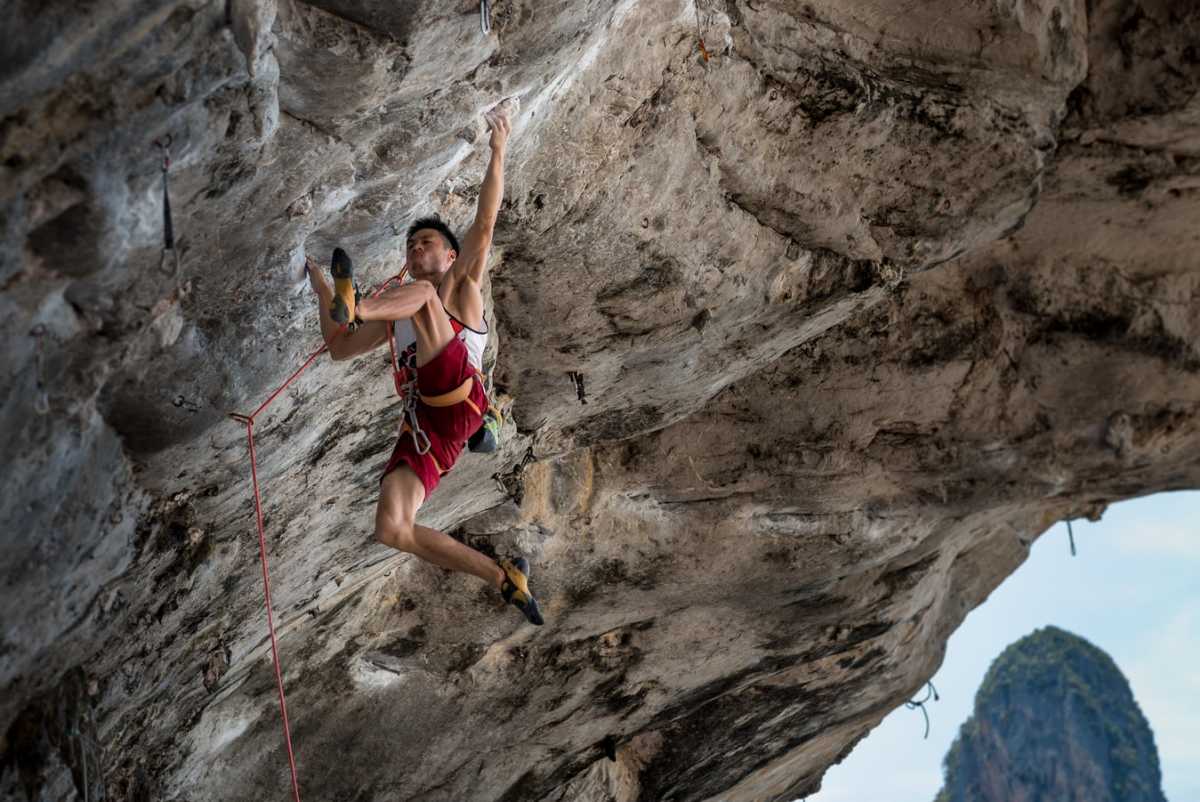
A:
[808,490,1200,802]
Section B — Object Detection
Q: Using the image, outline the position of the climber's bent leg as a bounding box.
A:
[375,466,504,588]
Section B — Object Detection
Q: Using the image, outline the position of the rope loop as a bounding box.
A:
[904,681,940,739]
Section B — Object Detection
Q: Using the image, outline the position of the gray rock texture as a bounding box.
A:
[934,626,1166,802]
[1,1,1198,800]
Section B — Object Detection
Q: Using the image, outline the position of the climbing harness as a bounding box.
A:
[398,373,485,463]
[385,308,429,456]
[1066,519,1077,557]
[479,0,490,35]
[391,355,489,456]
[154,135,180,277]
[905,681,940,739]
[30,324,50,415]
[401,373,479,444]
[388,313,492,460]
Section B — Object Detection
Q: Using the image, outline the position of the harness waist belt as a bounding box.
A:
[420,376,474,407]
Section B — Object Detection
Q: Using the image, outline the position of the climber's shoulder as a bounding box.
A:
[439,271,485,332]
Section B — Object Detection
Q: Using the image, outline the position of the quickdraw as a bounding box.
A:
[30,324,50,415]
[154,135,181,277]
[398,376,433,456]
[479,0,491,35]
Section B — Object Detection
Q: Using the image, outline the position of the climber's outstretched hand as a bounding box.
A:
[485,105,511,153]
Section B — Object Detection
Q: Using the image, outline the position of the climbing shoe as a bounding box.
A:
[468,407,501,453]
[329,247,361,330]
[499,557,544,626]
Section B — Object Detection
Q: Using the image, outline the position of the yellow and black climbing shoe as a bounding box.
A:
[329,247,361,330]
[499,557,543,626]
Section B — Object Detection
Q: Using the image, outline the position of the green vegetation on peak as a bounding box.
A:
[934,626,1165,802]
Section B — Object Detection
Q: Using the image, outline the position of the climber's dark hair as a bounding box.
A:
[407,216,460,255]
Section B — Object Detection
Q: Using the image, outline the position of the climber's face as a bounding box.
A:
[405,228,457,281]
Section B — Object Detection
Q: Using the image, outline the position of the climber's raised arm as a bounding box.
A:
[448,104,510,288]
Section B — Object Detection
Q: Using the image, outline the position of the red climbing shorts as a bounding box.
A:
[380,336,487,498]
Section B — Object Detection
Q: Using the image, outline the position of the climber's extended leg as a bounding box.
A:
[375,466,505,586]
[375,465,544,625]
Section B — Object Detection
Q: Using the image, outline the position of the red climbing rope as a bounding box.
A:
[227,267,408,800]
[243,415,302,802]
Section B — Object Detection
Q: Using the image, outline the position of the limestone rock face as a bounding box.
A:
[935,627,1166,802]
[1,1,1198,801]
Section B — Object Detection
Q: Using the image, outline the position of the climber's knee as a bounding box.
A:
[376,515,416,552]
[376,465,424,551]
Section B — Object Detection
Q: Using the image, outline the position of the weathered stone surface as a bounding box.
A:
[1,1,1198,800]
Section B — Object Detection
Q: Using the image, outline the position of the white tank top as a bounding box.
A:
[391,309,487,373]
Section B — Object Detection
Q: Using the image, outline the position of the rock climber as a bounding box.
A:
[304,103,542,625]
